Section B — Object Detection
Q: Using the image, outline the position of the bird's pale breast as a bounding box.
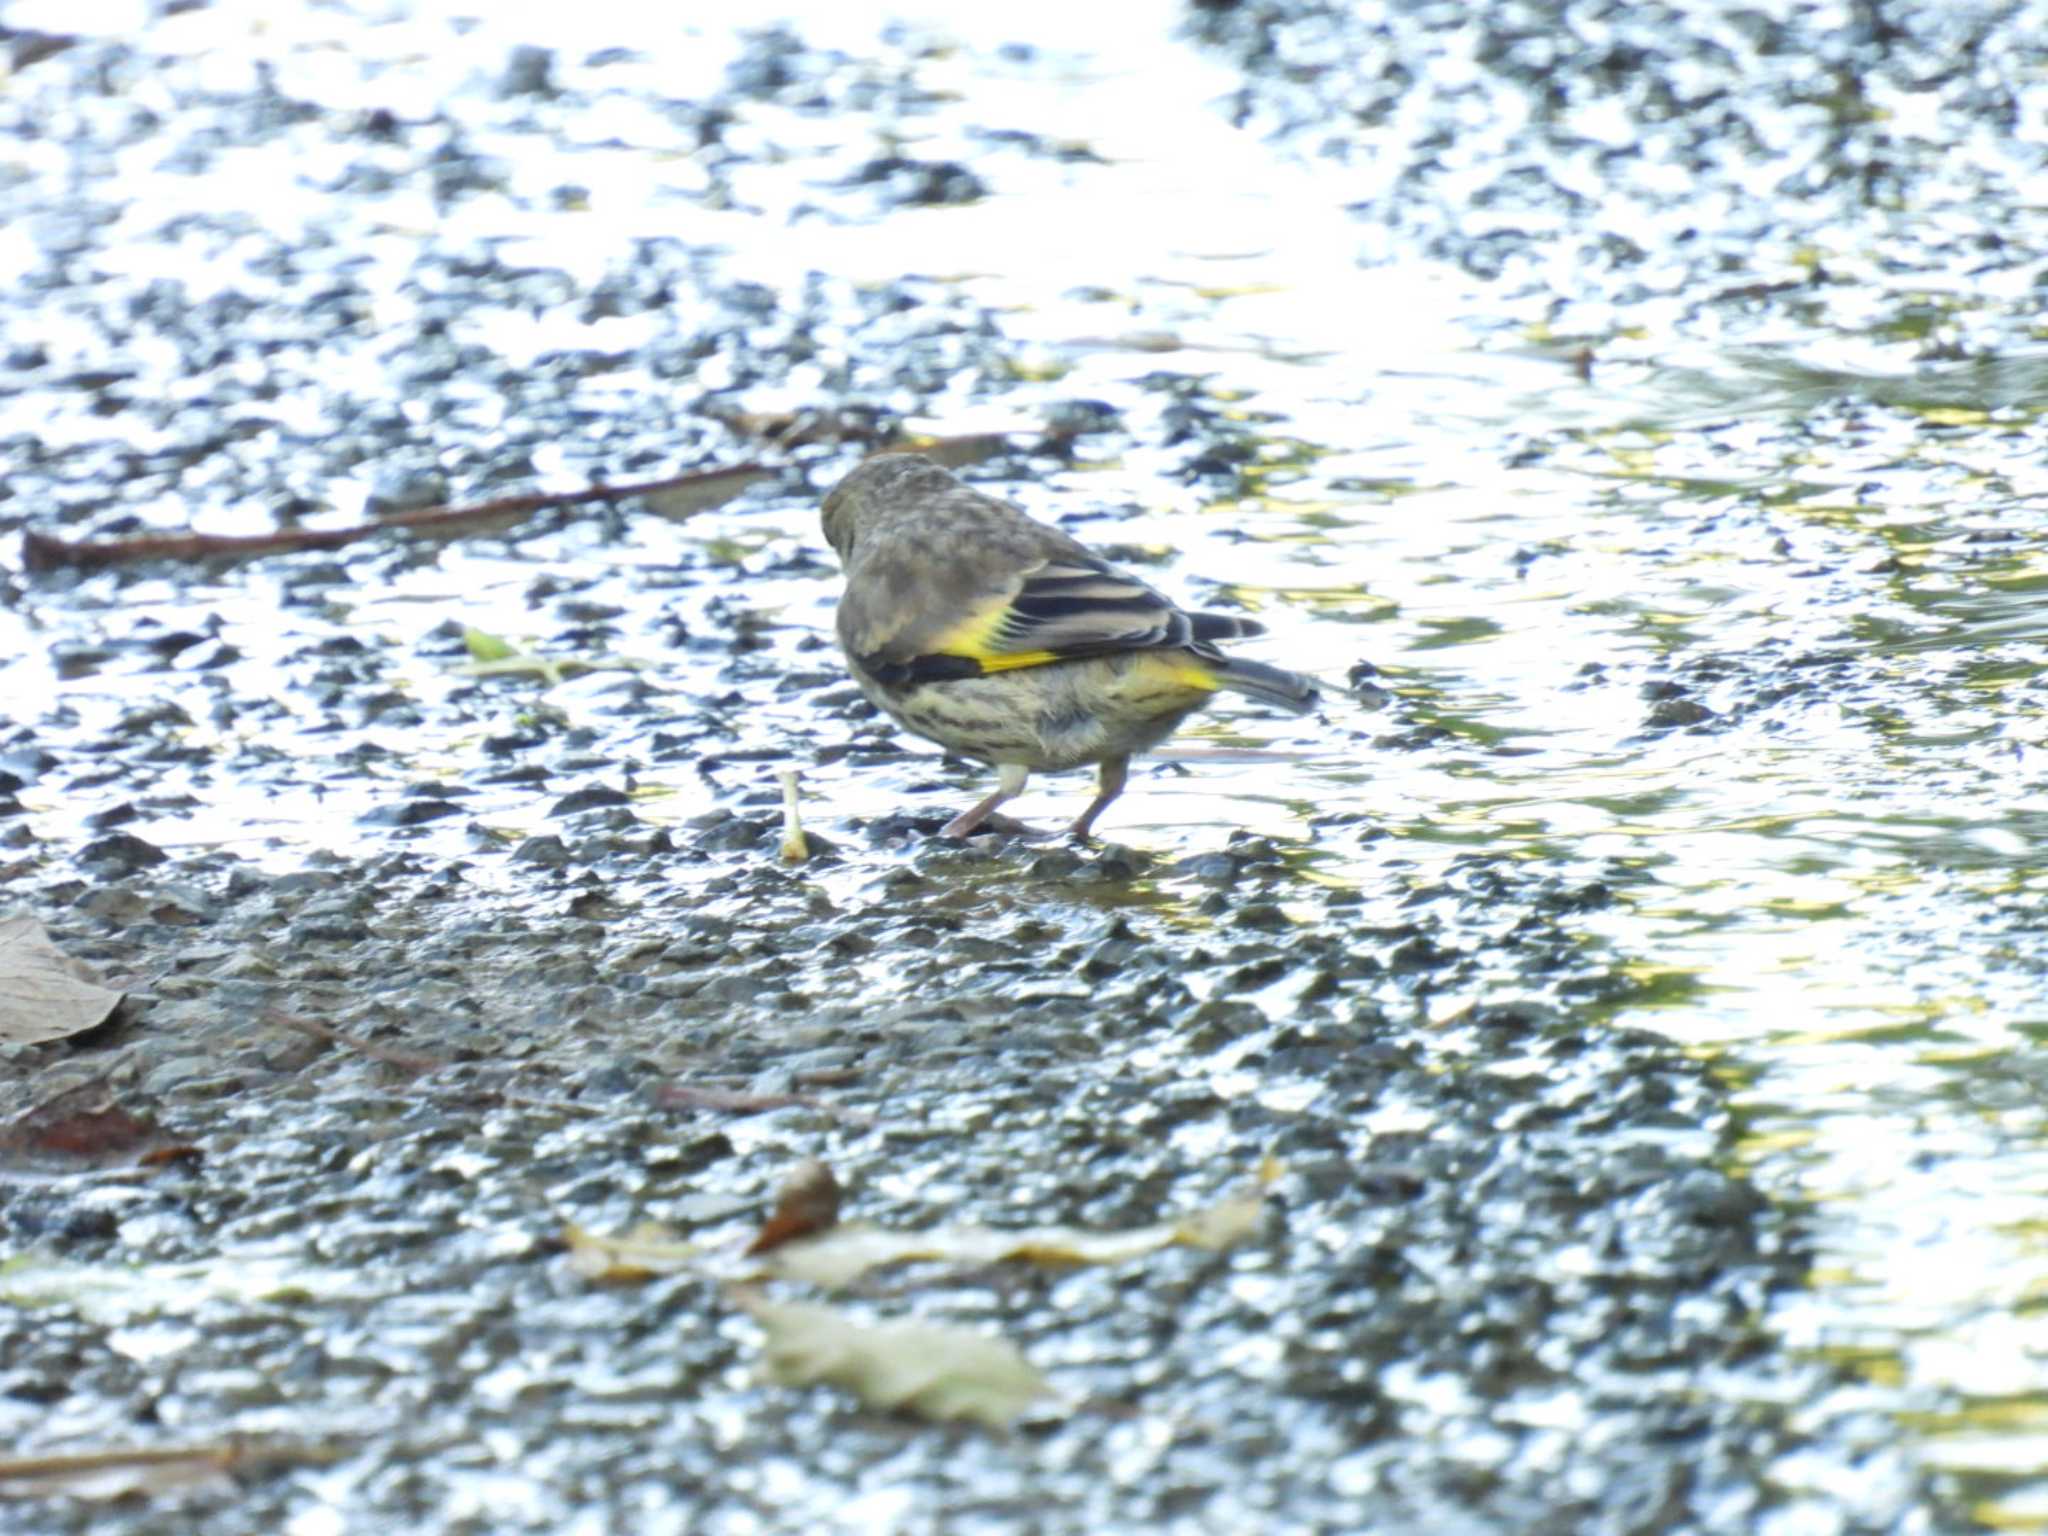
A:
[857,651,1216,773]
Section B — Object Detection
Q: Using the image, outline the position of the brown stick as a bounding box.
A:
[264,1007,452,1075]
[20,462,773,573]
[0,1436,341,1483]
[0,1444,240,1480]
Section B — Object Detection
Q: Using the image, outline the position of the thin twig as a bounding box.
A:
[264,1008,452,1074]
[0,1436,344,1484]
[0,1445,241,1480]
[22,462,772,572]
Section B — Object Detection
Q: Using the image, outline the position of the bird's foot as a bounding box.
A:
[937,809,1046,840]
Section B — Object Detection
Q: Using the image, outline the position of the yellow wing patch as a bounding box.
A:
[973,651,1062,673]
[926,594,1059,673]
[922,594,1221,685]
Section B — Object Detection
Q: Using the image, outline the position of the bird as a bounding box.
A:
[819,453,1319,840]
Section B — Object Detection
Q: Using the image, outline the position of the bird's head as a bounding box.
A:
[819,452,958,561]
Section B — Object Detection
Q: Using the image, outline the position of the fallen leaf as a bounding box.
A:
[1170,1188,1266,1252]
[746,1159,842,1256]
[562,1220,703,1281]
[462,626,518,663]
[0,916,124,1044]
[565,1165,1281,1289]
[733,1290,1054,1429]
[762,1169,1276,1290]
[455,631,566,686]
[0,1082,198,1174]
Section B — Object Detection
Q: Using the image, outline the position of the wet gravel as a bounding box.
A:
[6,831,1849,1534]
[2,1,2032,1531]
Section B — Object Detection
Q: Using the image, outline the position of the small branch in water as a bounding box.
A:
[20,462,774,573]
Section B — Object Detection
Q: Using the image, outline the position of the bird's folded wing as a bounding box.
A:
[854,556,1264,686]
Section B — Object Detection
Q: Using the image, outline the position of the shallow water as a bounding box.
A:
[4,0,2048,1529]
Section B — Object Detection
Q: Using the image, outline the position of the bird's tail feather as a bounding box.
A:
[1211,655,1320,714]
[1188,612,1267,642]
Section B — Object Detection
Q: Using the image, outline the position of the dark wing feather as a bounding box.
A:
[986,555,1265,662]
[851,553,1268,687]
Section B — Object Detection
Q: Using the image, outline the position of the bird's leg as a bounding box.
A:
[939,762,1032,839]
[1067,754,1129,841]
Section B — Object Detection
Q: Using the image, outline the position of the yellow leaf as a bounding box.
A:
[562,1221,701,1281]
[734,1292,1053,1429]
[463,626,517,662]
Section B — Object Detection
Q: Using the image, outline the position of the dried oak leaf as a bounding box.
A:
[0,915,124,1045]
[0,1081,197,1173]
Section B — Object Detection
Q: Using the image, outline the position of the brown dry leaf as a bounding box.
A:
[733,1291,1054,1430]
[0,915,123,1044]
[561,1220,703,1281]
[745,1159,842,1256]
[0,1081,198,1174]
